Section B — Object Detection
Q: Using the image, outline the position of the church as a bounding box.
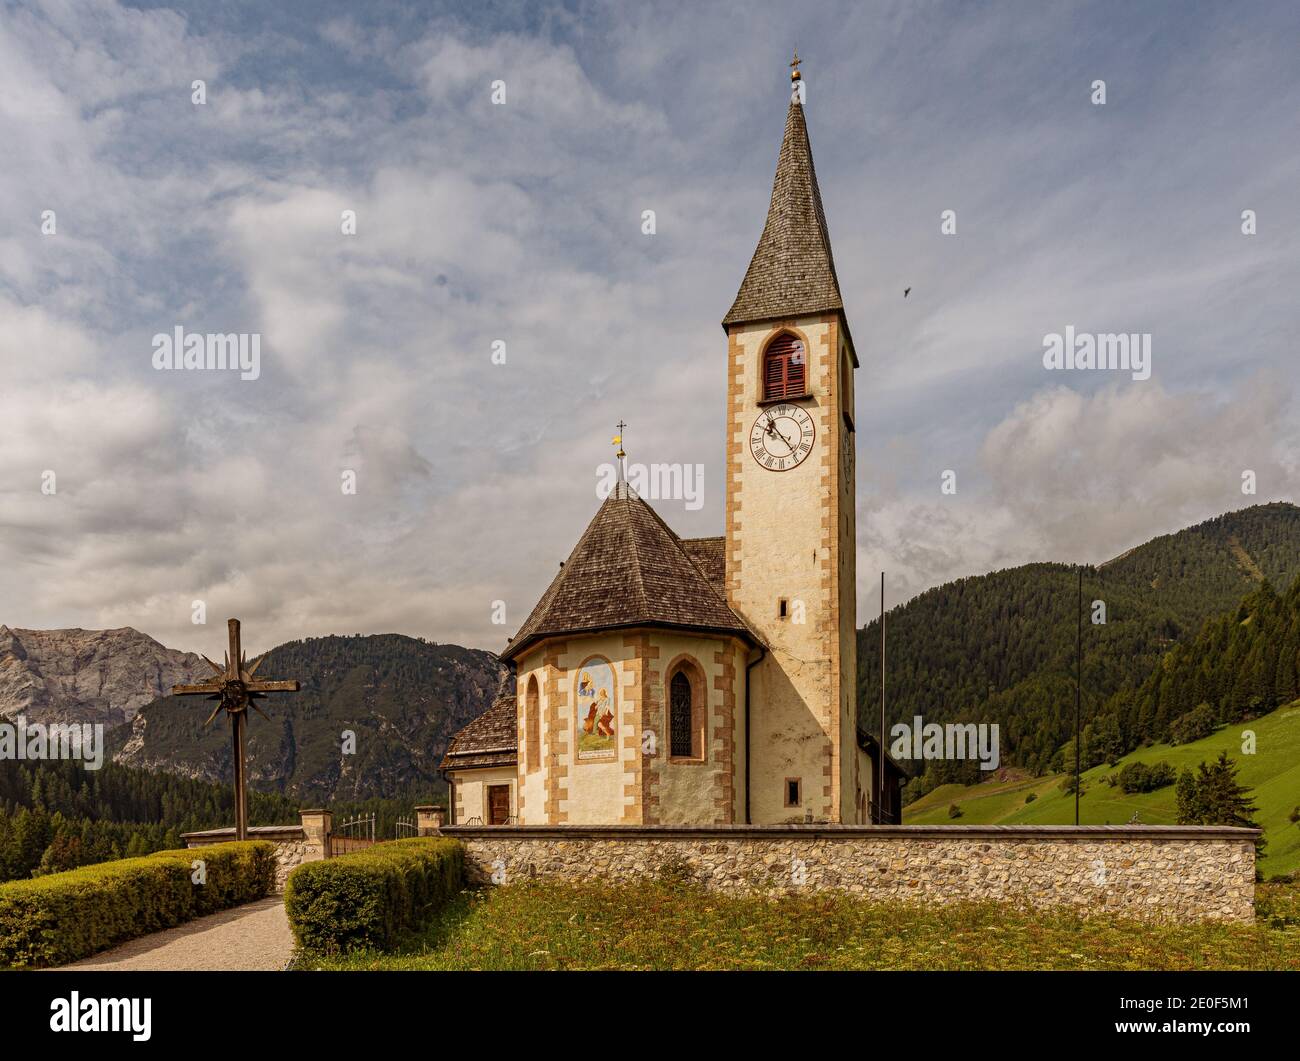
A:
[441,62,906,827]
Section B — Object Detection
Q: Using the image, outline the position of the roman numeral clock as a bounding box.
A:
[749,403,815,471]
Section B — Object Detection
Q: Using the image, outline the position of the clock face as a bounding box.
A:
[749,404,815,471]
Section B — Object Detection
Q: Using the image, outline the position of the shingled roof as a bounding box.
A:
[501,488,754,662]
[723,97,850,350]
[440,693,517,771]
[678,535,726,590]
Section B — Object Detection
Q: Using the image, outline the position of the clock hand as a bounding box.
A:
[764,414,797,456]
[773,420,796,453]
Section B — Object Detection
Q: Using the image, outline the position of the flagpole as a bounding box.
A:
[878,571,885,824]
[1075,565,1082,826]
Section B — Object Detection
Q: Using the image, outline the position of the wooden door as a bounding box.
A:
[488,785,511,825]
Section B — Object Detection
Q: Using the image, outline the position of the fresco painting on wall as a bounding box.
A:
[575,659,617,760]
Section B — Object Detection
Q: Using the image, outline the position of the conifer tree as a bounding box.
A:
[1176,752,1265,853]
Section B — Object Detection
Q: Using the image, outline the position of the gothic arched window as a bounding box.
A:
[763,332,806,401]
[670,671,693,758]
[525,675,540,772]
[666,661,705,761]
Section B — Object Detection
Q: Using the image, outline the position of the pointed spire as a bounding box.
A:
[722,59,843,329]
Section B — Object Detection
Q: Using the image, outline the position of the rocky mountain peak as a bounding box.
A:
[0,626,206,729]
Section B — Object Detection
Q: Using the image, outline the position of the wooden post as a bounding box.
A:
[228,619,247,841]
[171,617,300,846]
[232,712,248,841]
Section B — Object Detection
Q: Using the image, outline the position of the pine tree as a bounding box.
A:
[1176,752,1265,853]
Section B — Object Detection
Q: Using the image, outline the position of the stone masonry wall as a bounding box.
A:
[182,826,321,892]
[266,837,317,891]
[443,824,1258,923]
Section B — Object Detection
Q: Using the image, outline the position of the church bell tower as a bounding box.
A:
[723,55,861,823]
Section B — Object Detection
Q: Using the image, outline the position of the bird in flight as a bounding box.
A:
[903,287,912,298]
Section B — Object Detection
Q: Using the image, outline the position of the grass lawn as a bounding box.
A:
[303,879,1300,971]
[905,701,1300,879]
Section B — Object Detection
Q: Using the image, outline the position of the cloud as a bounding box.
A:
[857,372,1299,613]
[980,373,1297,551]
[0,0,1297,657]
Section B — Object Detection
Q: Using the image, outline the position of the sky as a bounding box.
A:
[1,0,1297,655]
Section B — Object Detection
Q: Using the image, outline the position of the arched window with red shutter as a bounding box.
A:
[762,332,806,401]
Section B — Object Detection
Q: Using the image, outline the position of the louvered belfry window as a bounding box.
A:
[670,671,693,758]
[763,333,806,401]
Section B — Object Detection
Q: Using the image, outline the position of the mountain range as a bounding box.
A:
[0,626,204,728]
[0,626,502,803]
[3,501,1297,807]
[109,634,504,802]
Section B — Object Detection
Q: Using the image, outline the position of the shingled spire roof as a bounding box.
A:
[722,95,845,329]
[500,487,754,662]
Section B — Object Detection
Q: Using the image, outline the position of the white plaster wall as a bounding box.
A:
[453,766,517,825]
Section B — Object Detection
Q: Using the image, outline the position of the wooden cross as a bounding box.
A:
[172,618,301,841]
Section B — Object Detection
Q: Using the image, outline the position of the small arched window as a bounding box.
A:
[669,671,693,758]
[763,332,806,401]
[525,675,540,772]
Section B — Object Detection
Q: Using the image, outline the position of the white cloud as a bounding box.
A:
[0,0,1296,658]
[858,372,1299,613]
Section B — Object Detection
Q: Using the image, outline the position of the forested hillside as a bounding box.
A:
[111,633,504,802]
[0,758,299,882]
[1100,575,1300,763]
[0,757,441,882]
[857,503,1300,794]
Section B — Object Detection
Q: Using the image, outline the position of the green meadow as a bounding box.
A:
[305,878,1300,971]
[904,700,1300,878]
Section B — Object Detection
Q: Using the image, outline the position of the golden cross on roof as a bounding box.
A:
[790,49,801,82]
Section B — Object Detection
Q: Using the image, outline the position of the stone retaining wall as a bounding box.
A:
[182,815,330,892]
[442,824,1259,923]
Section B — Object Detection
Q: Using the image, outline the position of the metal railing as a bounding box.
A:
[335,812,377,839]
[329,812,378,856]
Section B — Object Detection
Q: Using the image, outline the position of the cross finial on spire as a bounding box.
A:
[612,420,628,488]
[790,49,801,82]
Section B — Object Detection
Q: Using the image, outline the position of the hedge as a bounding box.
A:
[0,841,276,968]
[285,837,464,954]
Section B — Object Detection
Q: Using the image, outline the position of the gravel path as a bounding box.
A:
[65,897,294,971]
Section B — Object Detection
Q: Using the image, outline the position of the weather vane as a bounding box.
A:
[612,420,627,486]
